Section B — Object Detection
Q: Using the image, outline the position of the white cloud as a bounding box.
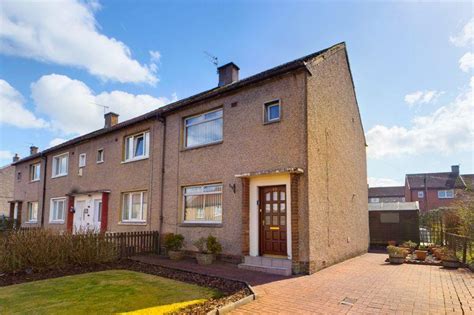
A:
[0,0,157,84]
[0,79,48,129]
[368,177,402,187]
[48,138,67,148]
[0,150,13,160]
[367,77,474,159]
[459,52,474,72]
[450,18,474,47]
[31,74,175,135]
[404,90,443,107]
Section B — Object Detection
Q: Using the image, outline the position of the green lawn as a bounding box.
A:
[0,270,221,314]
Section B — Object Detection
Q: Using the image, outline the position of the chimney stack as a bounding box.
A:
[12,153,20,163]
[217,62,239,87]
[104,112,119,128]
[30,146,38,155]
[451,165,460,175]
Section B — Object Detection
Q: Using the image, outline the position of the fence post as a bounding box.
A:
[462,238,467,264]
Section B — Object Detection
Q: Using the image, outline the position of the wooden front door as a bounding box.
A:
[259,185,287,256]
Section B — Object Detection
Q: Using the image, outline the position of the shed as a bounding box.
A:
[369,201,420,246]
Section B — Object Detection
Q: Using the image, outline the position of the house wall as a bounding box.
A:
[161,71,308,259]
[305,46,368,273]
[369,210,420,245]
[406,188,460,212]
[0,165,15,217]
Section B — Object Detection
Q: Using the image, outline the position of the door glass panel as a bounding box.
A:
[280,216,286,225]
[273,191,278,201]
[273,203,278,212]
[272,216,278,225]
[280,191,286,201]
[281,203,286,212]
[265,204,270,213]
[266,192,271,201]
[265,215,270,225]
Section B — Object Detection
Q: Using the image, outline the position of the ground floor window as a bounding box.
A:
[50,198,66,223]
[183,184,222,224]
[122,191,147,222]
[27,201,38,223]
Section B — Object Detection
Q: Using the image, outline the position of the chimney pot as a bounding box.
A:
[217,62,239,87]
[30,146,38,155]
[451,165,460,175]
[104,112,119,128]
[12,153,20,163]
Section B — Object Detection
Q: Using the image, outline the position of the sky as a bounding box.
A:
[0,0,473,186]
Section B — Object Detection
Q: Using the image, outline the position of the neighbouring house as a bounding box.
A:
[405,165,473,212]
[368,186,405,203]
[10,42,368,275]
[0,154,18,218]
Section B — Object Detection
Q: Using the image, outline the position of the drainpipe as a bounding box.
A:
[40,155,47,227]
[157,115,166,254]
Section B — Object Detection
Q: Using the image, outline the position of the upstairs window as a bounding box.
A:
[27,201,38,223]
[264,100,281,123]
[124,131,149,162]
[417,191,424,198]
[369,197,380,203]
[30,163,41,181]
[52,153,68,178]
[183,184,223,224]
[79,153,86,168]
[438,189,454,199]
[97,149,104,163]
[184,109,223,148]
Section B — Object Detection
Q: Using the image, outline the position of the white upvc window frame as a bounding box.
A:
[52,153,69,178]
[123,131,150,162]
[121,191,147,223]
[417,191,424,198]
[27,201,38,223]
[264,99,281,123]
[97,148,104,163]
[30,163,41,182]
[438,189,454,199]
[79,153,86,168]
[184,108,223,149]
[369,197,380,203]
[182,183,223,224]
[50,197,66,223]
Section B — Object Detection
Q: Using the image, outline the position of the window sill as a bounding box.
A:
[25,221,38,224]
[181,141,223,152]
[49,221,64,224]
[179,223,223,228]
[52,174,68,179]
[29,180,40,183]
[121,156,149,164]
[263,119,281,125]
[118,221,147,226]
[96,161,104,164]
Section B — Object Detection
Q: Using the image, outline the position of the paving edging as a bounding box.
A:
[207,285,256,315]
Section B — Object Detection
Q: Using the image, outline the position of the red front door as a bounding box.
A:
[259,185,287,256]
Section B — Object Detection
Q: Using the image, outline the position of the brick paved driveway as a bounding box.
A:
[232,253,473,314]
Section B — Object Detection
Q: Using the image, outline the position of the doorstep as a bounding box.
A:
[238,256,292,276]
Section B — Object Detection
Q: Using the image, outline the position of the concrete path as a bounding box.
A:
[231,253,473,314]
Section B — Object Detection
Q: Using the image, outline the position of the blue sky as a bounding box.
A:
[1,0,473,185]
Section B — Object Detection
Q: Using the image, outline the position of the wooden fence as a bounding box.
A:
[105,231,159,257]
[444,232,473,265]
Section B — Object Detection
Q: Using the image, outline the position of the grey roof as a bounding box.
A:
[13,42,350,166]
[406,172,467,189]
[368,186,405,198]
[368,201,419,212]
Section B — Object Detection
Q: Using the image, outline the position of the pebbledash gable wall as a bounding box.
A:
[305,47,369,272]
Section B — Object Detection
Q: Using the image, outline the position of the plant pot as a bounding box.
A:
[389,255,405,264]
[415,250,427,261]
[442,259,460,269]
[168,250,184,261]
[196,253,214,265]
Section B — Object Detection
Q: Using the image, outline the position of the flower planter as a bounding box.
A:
[415,250,427,261]
[389,255,405,264]
[168,250,185,261]
[442,259,460,269]
[196,253,214,265]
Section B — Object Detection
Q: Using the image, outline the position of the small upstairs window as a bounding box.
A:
[124,131,149,162]
[79,153,86,168]
[417,191,424,198]
[264,100,280,123]
[97,149,104,163]
[30,163,41,181]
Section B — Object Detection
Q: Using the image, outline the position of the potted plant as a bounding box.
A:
[387,245,406,264]
[432,246,444,260]
[441,249,460,269]
[401,240,417,253]
[194,235,222,265]
[387,240,397,246]
[163,233,185,260]
[415,245,428,261]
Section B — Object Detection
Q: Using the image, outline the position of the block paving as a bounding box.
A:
[231,253,473,314]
